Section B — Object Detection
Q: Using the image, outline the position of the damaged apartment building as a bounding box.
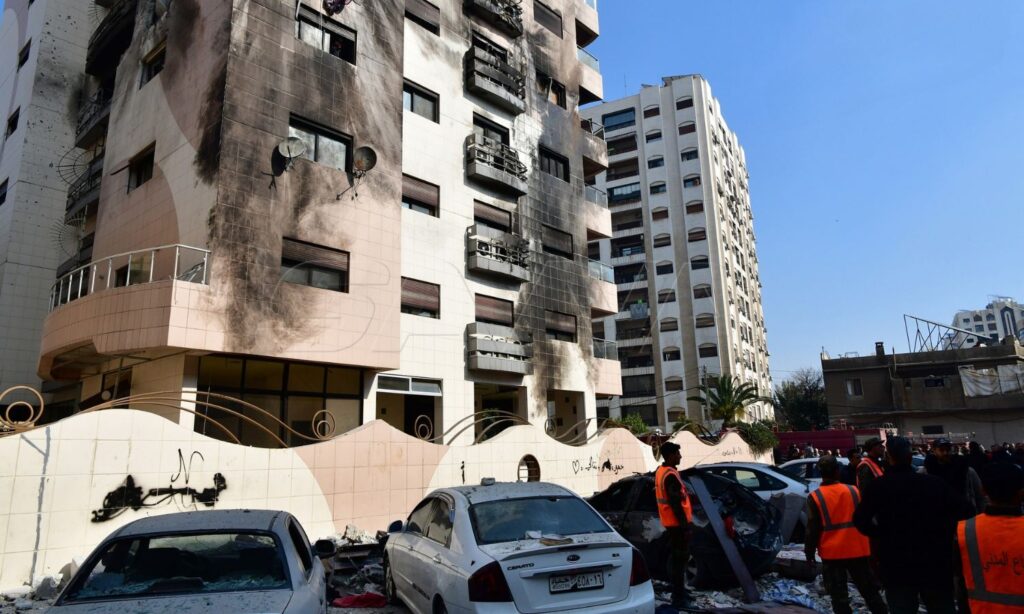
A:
[24,0,621,446]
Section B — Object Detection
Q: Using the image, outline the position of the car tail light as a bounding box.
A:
[724,515,736,540]
[468,561,514,602]
[629,548,651,586]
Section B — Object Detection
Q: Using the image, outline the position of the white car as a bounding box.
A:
[52,509,335,613]
[698,462,811,500]
[778,457,851,487]
[384,480,656,614]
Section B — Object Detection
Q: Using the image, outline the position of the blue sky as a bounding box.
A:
[589,0,1024,380]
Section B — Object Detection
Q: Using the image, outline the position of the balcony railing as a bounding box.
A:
[580,118,605,140]
[465,46,526,114]
[577,46,600,72]
[587,259,614,284]
[593,338,618,361]
[77,90,112,134]
[584,185,607,207]
[467,223,530,282]
[467,321,533,375]
[464,0,523,38]
[65,165,103,217]
[466,133,528,195]
[50,244,210,312]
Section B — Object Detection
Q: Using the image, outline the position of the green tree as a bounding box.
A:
[619,412,650,436]
[688,375,770,426]
[735,420,780,455]
[773,368,829,430]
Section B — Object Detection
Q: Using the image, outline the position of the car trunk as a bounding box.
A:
[479,535,632,613]
[56,589,294,613]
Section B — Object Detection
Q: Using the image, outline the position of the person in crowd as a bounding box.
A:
[858,437,887,491]
[805,456,888,614]
[840,448,862,485]
[655,442,694,610]
[853,436,962,614]
[966,441,988,474]
[925,438,986,517]
[955,462,1024,614]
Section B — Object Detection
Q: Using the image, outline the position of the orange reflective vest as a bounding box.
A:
[957,514,1024,613]
[809,483,871,560]
[857,457,884,490]
[655,465,693,528]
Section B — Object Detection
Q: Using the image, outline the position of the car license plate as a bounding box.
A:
[549,571,604,594]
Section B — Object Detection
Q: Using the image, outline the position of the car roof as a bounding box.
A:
[699,461,774,469]
[109,509,285,538]
[443,481,575,505]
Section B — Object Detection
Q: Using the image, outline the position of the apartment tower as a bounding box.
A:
[33,0,620,445]
[583,75,771,429]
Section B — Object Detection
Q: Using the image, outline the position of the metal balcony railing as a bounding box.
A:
[467,45,526,102]
[466,133,528,180]
[580,118,605,140]
[49,244,210,312]
[593,338,618,361]
[468,224,530,269]
[66,166,103,212]
[77,90,112,135]
[587,259,614,284]
[464,0,523,38]
[577,46,600,72]
[584,185,607,207]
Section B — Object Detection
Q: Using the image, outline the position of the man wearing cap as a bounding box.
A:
[955,462,1024,613]
[854,436,962,613]
[926,438,986,518]
[655,441,694,609]
[805,455,888,614]
[858,437,887,491]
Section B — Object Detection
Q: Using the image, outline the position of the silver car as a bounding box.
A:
[52,509,335,613]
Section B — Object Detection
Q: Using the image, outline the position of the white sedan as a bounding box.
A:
[384,480,655,614]
[698,462,811,499]
[52,509,335,613]
[778,457,851,488]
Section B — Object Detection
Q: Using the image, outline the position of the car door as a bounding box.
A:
[621,479,671,579]
[390,498,436,611]
[411,497,461,611]
[285,518,326,613]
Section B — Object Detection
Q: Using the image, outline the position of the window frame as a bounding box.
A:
[401,277,441,319]
[288,115,352,172]
[295,5,357,64]
[127,145,156,192]
[539,146,570,182]
[281,237,351,294]
[5,108,19,139]
[140,42,166,87]
[402,174,440,217]
[534,0,563,37]
[405,0,441,34]
[403,80,439,123]
[676,97,694,110]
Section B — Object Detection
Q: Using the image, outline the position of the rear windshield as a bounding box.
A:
[765,464,808,485]
[64,532,289,602]
[469,496,611,545]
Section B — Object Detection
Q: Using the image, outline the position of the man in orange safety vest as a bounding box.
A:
[655,441,694,609]
[858,437,886,491]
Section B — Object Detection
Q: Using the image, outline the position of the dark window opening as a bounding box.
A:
[652,234,671,248]
[405,0,441,34]
[536,71,566,109]
[606,134,637,155]
[473,114,509,145]
[539,147,569,181]
[401,277,440,318]
[281,237,350,293]
[693,284,712,299]
[681,149,698,161]
[542,224,573,259]
[683,175,702,188]
[0,179,7,206]
[545,310,576,342]
[661,319,679,332]
[645,131,662,143]
[296,5,357,64]
[6,108,19,139]
[127,145,155,192]
[602,108,635,132]
[665,379,683,392]
[685,201,704,214]
[403,81,439,122]
[678,123,696,135]
[643,106,660,118]
[688,228,707,242]
[658,290,676,304]
[650,182,667,194]
[676,98,693,110]
[698,344,718,358]
[663,348,681,361]
[606,158,639,181]
[656,262,673,275]
[651,208,668,220]
[18,41,30,69]
[534,0,563,37]
[691,257,709,270]
[140,43,166,86]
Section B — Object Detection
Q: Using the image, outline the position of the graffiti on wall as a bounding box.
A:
[91,450,227,522]
[571,456,625,475]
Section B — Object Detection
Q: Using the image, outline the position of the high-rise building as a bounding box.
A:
[950,297,1024,346]
[0,1,92,403]
[583,75,771,429]
[29,0,620,444]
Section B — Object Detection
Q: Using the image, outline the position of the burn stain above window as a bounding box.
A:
[533,0,563,37]
[295,5,357,65]
[281,237,350,293]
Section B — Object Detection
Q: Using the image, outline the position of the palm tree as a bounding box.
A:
[688,375,770,426]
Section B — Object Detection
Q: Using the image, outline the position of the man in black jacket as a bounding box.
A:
[853,436,963,614]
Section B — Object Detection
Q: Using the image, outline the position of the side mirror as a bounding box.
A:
[313,539,337,559]
[388,520,404,534]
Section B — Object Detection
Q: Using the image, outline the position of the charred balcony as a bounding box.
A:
[467,322,533,375]
[86,0,138,76]
[464,0,524,38]
[466,134,528,195]
[65,152,104,221]
[75,89,112,149]
[465,45,526,115]
[467,223,530,283]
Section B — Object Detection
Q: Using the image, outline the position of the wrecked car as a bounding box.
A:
[587,469,783,588]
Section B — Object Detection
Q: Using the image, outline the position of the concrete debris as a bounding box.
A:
[337,524,382,545]
[31,574,63,600]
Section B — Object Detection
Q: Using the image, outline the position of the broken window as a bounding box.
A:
[288,116,350,171]
[295,5,356,64]
[536,71,566,108]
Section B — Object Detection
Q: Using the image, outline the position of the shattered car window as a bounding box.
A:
[470,496,611,545]
[64,532,290,602]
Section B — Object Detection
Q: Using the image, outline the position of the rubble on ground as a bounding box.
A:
[1,574,66,613]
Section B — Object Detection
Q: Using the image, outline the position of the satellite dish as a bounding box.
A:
[353,146,377,176]
[277,137,307,170]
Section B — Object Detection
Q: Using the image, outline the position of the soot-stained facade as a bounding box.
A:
[35,0,618,447]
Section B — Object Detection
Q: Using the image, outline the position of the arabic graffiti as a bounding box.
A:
[91,449,227,522]
[571,456,625,475]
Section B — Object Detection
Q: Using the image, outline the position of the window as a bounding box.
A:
[651,208,668,221]
[606,134,637,155]
[140,43,166,86]
[988,323,997,331]
[695,313,715,328]
[0,179,7,206]
[657,290,676,303]
[845,378,863,397]
[127,145,155,192]
[683,175,701,188]
[425,499,454,546]
[6,108,19,139]
[545,310,576,342]
[962,318,971,325]
[973,315,982,322]
[401,278,440,318]
[539,147,569,181]
[660,318,679,332]
[975,325,984,332]
[647,156,664,169]
[405,0,440,34]
[289,116,351,171]
[655,262,673,275]
[17,40,30,69]
[517,454,541,482]
[688,228,707,242]
[922,425,945,435]
[281,237,350,293]
[407,498,435,534]
[534,0,562,37]
[474,201,511,232]
[681,149,698,162]
[652,234,671,248]
[402,174,439,216]
[403,81,439,122]
[665,378,683,391]
[542,224,573,258]
[608,182,641,204]
[691,256,709,270]
[650,182,667,195]
[536,71,566,108]
[473,114,509,144]
[676,97,693,110]
[475,294,514,326]
[678,122,696,135]
[924,377,945,388]
[986,314,995,321]
[645,130,662,143]
[296,5,356,64]
[693,284,712,299]
[288,521,314,577]
[685,201,704,214]
[698,343,718,358]
[606,159,639,181]
[643,106,660,118]
[663,348,681,361]
[602,108,635,132]
[611,236,644,257]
